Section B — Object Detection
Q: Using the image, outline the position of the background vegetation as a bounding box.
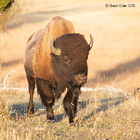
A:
[0,0,32,31]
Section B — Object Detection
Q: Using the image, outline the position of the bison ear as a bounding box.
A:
[51,36,61,55]
[89,34,93,50]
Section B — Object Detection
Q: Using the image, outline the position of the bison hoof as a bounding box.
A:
[70,122,75,127]
[70,122,79,127]
[28,107,34,114]
[46,119,55,123]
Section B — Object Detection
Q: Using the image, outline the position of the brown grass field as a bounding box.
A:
[0,0,140,139]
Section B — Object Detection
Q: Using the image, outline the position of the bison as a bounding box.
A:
[24,16,93,124]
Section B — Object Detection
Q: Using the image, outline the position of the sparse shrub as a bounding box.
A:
[0,0,14,11]
[0,0,32,32]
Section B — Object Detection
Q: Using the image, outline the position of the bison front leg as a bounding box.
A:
[63,86,81,124]
[26,72,35,115]
[36,78,55,121]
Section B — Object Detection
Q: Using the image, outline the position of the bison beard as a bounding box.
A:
[24,17,93,124]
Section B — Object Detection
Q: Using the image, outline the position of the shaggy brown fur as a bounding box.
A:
[24,28,44,77]
[33,16,75,80]
[24,16,93,124]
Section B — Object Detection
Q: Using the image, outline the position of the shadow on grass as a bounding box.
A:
[1,58,23,67]
[88,57,140,85]
[81,96,127,121]
[11,99,65,122]
[6,7,82,29]
[54,96,127,122]
[10,95,127,123]
[11,101,45,117]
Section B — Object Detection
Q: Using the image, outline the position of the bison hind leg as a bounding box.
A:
[25,72,35,115]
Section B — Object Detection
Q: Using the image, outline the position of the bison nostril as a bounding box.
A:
[78,76,85,81]
[77,77,82,81]
[75,74,87,85]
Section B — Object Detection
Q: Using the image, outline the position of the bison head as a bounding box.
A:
[51,34,93,88]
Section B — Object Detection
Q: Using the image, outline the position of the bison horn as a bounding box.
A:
[51,36,61,55]
[89,34,93,50]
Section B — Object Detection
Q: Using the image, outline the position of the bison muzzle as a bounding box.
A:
[24,16,93,124]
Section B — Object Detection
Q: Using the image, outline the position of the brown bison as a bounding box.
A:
[24,16,93,124]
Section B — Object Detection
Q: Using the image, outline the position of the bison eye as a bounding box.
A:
[63,55,70,66]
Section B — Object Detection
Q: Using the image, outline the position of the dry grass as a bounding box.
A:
[0,96,8,117]
[0,89,140,139]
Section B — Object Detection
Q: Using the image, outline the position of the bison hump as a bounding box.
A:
[33,16,75,80]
